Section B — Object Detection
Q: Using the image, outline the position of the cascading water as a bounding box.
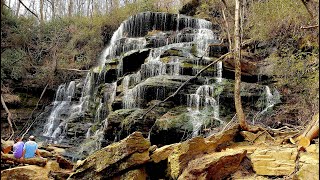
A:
[187,83,222,137]
[252,86,281,125]
[43,81,76,140]
[41,12,225,158]
[261,86,280,114]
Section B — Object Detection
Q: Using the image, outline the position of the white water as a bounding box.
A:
[42,12,221,149]
[43,81,76,138]
[187,83,221,137]
[260,86,280,114]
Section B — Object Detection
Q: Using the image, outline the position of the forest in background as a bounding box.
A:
[1,0,319,130]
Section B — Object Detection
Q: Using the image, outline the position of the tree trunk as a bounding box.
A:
[1,94,14,139]
[68,0,73,17]
[15,0,20,16]
[1,154,47,167]
[234,0,248,130]
[87,0,90,17]
[52,0,55,19]
[221,7,232,50]
[297,113,319,148]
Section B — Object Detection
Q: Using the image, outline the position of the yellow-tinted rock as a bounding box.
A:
[39,149,54,158]
[1,165,50,180]
[306,144,319,153]
[178,149,247,180]
[45,160,61,172]
[150,143,179,163]
[240,131,258,142]
[113,168,147,180]
[167,125,240,179]
[250,147,298,176]
[69,131,150,180]
[167,137,215,179]
[296,152,319,180]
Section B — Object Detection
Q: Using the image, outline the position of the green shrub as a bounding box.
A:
[247,0,311,41]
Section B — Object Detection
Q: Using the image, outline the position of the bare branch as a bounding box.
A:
[18,0,39,20]
[1,94,14,140]
[301,24,319,29]
[58,68,90,72]
[139,51,233,120]
[21,83,49,139]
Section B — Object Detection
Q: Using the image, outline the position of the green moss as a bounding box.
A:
[160,57,171,63]
[181,63,194,68]
[190,44,197,56]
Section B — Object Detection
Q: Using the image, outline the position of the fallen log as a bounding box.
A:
[296,113,319,148]
[1,154,47,167]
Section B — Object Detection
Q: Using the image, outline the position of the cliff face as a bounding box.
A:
[18,12,276,161]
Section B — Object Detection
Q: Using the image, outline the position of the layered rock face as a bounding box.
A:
[32,12,276,160]
[69,130,248,180]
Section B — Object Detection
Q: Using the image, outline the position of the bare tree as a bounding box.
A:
[68,0,73,17]
[40,0,44,23]
[15,0,20,16]
[234,0,248,130]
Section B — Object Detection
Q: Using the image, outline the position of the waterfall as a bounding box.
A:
[123,84,144,109]
[41,12,221,150]
[187,83,222,137]
[253,86,281,125]
[261,86,280,114]
[85,127,91,139]
[94,101,103,122]
[43,81,76,138]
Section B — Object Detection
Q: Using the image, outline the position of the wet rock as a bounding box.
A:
[250,147,298,176]
[160,48,186,57]
[150,106,191,145]
[178,149,247,180]
[222,54,271,83]
[103,109,137,144]
[122,49,150,75]
[208,43,229,57]
[69,132,150,180]
[104,107,166,145]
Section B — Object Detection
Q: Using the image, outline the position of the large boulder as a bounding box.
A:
[103,106,168,146]
[167,137,219,179]
[69,132,151,180]
[150,143,180,163]
[296,150,319,180]
[1,160,61,180]
[178,149,247,180]
[1,165,50,180]
[250,147,298,176]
